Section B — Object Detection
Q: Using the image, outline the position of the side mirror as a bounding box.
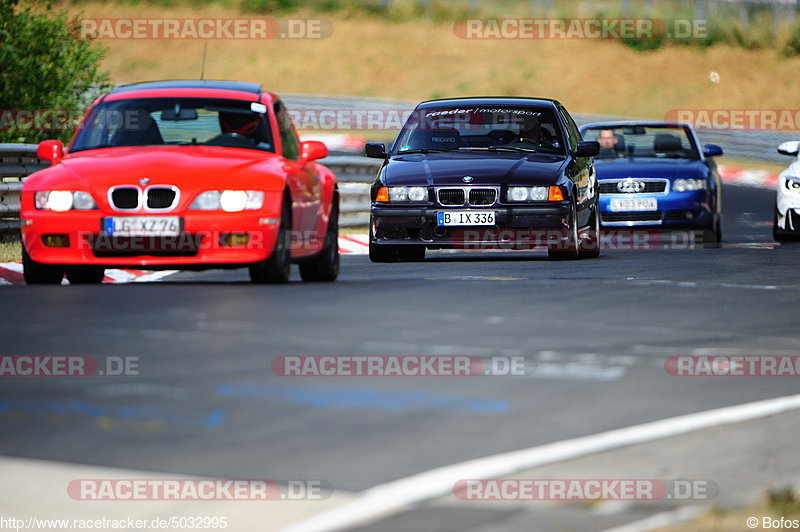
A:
[778,141,800,157]
[574,141,600,157]
[703,144,723,157]
[365,142,387,159]
[298,140,328,164]
[37,140,64,164]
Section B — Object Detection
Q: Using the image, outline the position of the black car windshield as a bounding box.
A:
[582,125,700,160]
[70,97,275,153]
[392,106,566,155]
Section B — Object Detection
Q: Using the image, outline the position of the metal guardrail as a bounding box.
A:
[0,147,378,233]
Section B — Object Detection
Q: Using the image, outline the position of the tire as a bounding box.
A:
[397,245,425,261]
[250,195,292,284]
[369,225,399,263]
[702,213,722,244]
[22,246,64,285]
[548,201,580,260]
[299,201,340,282]
[65,266,105,284]
[578,204,601,259]
[774,208,798,242]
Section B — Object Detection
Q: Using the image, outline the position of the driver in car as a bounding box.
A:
[512,115,556,149]
[596,129,622,157]
[218,112,260,140]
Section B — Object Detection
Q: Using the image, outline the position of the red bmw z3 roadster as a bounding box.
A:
[22,80,339,284]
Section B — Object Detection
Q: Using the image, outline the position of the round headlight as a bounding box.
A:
[192,191,221,210]
[789,179,800,191]
[509,187,529,201]
[220,190,248,212]
[529,187,549,201]
[388,187,408,202]
[73,191,96,210]
[407,187,427,202]
[47,191,73,212]
[673,179,687,192]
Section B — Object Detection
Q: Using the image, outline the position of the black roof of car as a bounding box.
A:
[416,97,561,109]
[111,80,263,95]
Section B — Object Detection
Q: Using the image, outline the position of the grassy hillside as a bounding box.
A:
[52,2,800,119]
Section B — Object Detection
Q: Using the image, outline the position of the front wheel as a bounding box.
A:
[65,266,105,284]
[369,225,399,263]
[250,197,292,283]
[548,201,580,260]
[773,208,798,242]
[578,204,601,259]
[299,202,340,282]
[22,247,64,285]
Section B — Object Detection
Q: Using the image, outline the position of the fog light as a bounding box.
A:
[42,234,69,247]
[222,233,250,247]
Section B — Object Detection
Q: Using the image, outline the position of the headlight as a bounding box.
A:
[673,179,706,192]
[785,177,800,192]
[377,186,428,203]
[508,186,550,201]
[407,186,428,202]
[72,191,96,210]
[190,190,264,211]
[34,191,96,211]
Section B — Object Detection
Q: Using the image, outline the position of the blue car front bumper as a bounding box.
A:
[598,190,713,228]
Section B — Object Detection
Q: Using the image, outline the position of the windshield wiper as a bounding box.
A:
[459,146,538,153]
[395,148,454,155]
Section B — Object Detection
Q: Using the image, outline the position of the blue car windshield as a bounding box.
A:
[393,106,566,155]
[582,125,700,160]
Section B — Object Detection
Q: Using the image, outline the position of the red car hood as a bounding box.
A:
[25,145,287,193]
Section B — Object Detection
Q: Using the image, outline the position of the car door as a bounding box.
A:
[274,100,320,241]
[558,105,595,227]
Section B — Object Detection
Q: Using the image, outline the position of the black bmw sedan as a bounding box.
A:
[366,97,601,262]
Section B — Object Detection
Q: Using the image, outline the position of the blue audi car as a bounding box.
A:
[579,122,723,242]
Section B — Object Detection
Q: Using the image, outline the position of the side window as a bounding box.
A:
[558,106,581,152]
[274,101,300,160]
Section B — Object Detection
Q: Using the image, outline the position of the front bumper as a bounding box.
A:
[598,193,713,228]
[22,211,282,268]
[371,203,572,248]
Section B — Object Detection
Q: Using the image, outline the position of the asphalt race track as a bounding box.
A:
[1,182,799,530]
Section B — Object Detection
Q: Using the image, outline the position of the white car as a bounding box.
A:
[774,140,800,241]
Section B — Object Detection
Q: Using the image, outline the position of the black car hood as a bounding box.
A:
[593,158,708,180]
[382,152,568,187]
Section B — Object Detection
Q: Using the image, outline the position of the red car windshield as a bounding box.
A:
[70,97,275,153]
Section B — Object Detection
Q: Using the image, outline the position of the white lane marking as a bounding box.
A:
[277,393,800,532]
[0,261,23,273]
[601,506,706,532]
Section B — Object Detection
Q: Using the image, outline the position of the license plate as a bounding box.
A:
[437,210,495,226]
[609,198,657,212]
[104,216,181,237]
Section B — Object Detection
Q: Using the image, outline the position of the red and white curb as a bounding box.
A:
[719,165,778,189]
[0,235,370,285]
[338,234,369,255]
[0,262,178,285]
